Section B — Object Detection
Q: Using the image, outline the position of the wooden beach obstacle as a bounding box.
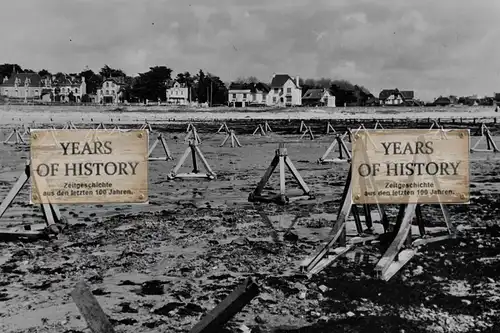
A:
[248,143,315,205]
[3,128,27,146]
[264,121,273,133]
[216,122,230,134]
[374,120,384,129]
[184,124,202,144]
[168,140,216,180]
[62,121,78,130]
[302,129,461,281]
[94,122,107,130]
[326,121,336,134]
[252,124,268,136]
[300,125,315,140]
[471,123,499,153]
[0,161,67,241]
[148,133,174,161]
[298,120,307,133]
[220,130,242,148]
[317,132,351,163]
[140,121,153,132]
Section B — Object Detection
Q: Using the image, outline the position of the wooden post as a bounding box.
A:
[168,141,216,180]
[148,134,174,161]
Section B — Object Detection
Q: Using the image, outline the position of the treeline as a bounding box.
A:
[0,63,228,105]
[299,78,375,106]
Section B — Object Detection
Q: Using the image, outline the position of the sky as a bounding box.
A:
[1,0,499,101]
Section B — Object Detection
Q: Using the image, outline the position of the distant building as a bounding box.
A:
[379,88,415,106]
[0,73,46,99]
[166,81,189,105]
[301,88,336,107]
[97,77,125,104]
[228,82,270,107]
[266,74,302,106]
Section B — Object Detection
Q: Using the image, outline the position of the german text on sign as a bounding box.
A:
[351,129,469,204]
[30,129,149,204]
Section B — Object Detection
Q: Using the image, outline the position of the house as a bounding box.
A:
[52,74,87,102]
[97,77,125,104]
[301,88,336,107]
[228,82,270,107]
[266,74,302,106]
[166,81,189,105]
[379,88,415,106]
[434,96,452,106]
[0,73,46,99]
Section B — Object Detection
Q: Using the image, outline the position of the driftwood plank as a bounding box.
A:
[71,280,116,333]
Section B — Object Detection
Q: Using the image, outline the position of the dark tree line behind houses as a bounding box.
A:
[0,63,229,105]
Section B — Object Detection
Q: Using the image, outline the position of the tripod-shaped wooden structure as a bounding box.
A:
[317,132,351,163]
[168,140,216,180]
[300,126,315,140]
[0,161,67,240]
[148,133,174,161]
[248,143,315,205]
[220,130,242,148]
[471,123,499,153]
[184,125,202,144]
[3,128,27,145]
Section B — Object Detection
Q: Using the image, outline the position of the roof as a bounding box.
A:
[270,74,298,88]
[0,73,44,87]
[103,77,125,85]
[53,75,84,87]
[229,82,270,93]
[302,89,324,100]
[379,88,414,101]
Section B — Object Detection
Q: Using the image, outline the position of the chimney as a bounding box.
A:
[296,76,300,87]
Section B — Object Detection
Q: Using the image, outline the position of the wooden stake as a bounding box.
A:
[326,122,335,134]
[298,120,306,133]
[264,121,273,133]
[184,126,202,144]
[168,140,216,180]
[374,120,384,129]
[71,280,116,333]
[148,134,174,161]
[248,144,314,205]
[217,122,230,134]
[140,121,153,132]
[252,124,267,136]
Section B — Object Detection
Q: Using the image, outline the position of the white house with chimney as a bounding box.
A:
[266,73,302,106]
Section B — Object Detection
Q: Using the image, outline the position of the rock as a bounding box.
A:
[310,311,321,318]
[461,299,472,306]
[346,311,355,317]
[298,291,307,300]
[487,277,495,283]
[153,302,185,316]
[238,324,252,333]
[255,315,266,324]
[412,266,424,276]
[257,293,276,304]
[318,285,328,293]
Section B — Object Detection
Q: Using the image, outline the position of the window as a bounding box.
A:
[75,88,78,94]
[106,82,110,88]
[287,87,291,94]
[112,90,115,94]
[35,90,39,95]
[232,94,236,99]
[273,97,277,103]
[274,88,278,93]
[106,90,109,95]
[243,93,247,99]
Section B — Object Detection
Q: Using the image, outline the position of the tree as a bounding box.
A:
[205,73,228,106]
[0,63,22,80]
[23,68,35,74]
[131,66,173,102]
[234,76,259,84]
[196,70,207,103]
[79,69,102,95]
[99,65,126,78]
[54,72,67,82]
[38,69,51,77]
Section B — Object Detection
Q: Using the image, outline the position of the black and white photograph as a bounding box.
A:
[0,0,499,332]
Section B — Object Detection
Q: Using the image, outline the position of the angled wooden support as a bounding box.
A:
[94,122,106,130]
[140,121,153,132]
[148,133,174,161]
[374,120,384,129]
[317,132,351,163]
[300,166,385,276]
[168,140,216,180]
[326,122,336,134]
[189,278,259,333]
[62,121,77,130]
[3,128,26,145]
[252,124,267,136]
[0,161,65,239]
[298,120,306,133]
[264,121,273,133]
[471,123,499,153]
[300,126,315,140]
[216,122,230,134]
[186,122,194,133]
[220,130,242,148]
[184,126,202,145]
[248,143,315,205]
[429,119,442,130]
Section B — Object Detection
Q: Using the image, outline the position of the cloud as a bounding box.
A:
[1,0,499,100]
